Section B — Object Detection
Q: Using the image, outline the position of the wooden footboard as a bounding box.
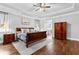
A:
[26,31,47,48]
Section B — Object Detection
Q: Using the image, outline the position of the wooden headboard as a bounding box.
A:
[16,28,21,31]
[16,27,34,32]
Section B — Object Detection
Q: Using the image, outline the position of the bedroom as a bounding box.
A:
[0,3,79,55]
[0,3,52,55]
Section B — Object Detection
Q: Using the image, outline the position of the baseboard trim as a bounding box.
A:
[67,38,79,41]
[52,36,79,41]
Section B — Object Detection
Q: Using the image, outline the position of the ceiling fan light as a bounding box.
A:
[33,3,50,12]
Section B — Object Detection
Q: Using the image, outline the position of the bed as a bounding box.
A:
[16,28,47,48]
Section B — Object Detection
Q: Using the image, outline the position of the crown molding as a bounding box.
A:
[0,3,76,19]
[0,4,41,19]
[1,3,74,18]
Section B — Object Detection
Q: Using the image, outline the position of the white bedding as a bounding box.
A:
[17,32,27,41]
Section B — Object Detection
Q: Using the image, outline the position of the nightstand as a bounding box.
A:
[3,33,15,44]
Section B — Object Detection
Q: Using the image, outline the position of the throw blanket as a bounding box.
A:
[17,32,27,41]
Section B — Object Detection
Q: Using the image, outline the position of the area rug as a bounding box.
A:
[12,38,51,55]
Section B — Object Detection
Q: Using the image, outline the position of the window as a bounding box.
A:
[0,13,9,33]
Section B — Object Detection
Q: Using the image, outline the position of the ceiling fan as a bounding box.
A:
[33,3,51,12]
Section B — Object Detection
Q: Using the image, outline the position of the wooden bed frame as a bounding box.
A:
[16,28,47,48]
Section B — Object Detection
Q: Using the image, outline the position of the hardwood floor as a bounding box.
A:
[32,39,79,55]
[1,39,79,55]
[0,43,20,55]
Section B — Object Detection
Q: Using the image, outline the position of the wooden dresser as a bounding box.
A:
[3,33,15,44]
[54,22,67,40]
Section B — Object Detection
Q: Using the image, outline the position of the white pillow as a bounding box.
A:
[23,29,29,33]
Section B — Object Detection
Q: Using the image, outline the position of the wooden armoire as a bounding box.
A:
[54,22,67,40]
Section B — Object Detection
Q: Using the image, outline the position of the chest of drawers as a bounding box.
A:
[3,33,15,44]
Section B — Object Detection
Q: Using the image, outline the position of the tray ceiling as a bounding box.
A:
[0,3,74,18]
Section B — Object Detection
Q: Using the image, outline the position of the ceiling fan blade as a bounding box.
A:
[45,6,50,8]
[39,3,42,7]
[41,6,50,8]
[33,3,42,7]
[33,4,36,6]
[35,8,40,11]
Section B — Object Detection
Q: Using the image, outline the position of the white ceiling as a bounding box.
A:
[0,3,74,18]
